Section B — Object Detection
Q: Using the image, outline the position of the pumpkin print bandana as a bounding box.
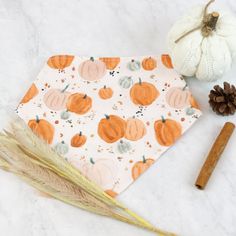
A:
[16,55,202,196]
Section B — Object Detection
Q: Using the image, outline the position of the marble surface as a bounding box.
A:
[0,0,236,235]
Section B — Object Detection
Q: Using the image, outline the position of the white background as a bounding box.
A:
[0,0,236,235]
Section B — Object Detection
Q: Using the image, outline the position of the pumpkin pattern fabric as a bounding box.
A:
[127,59,141,71]
[104,189,118,198]
[43,85,71,111]
[71,132,87,148]
[66,93,92,115]
[125,117,146,141]
[16,55,202,195]
[20,83,39,104]
[117,140,132,154]
[54,141,69,155]
[99,57,120,70]
[98,115,126,143]
[28,116,55,144]
[130,78,159,106]
[132,156,155,180]
[165,86,191,109]
[161,54,174,69]
[154,116,182,146]
[98,86,113,100]
[142,57,157,70]
[47,55,74,70]
[79,57,106,81]
[118,76,133,89]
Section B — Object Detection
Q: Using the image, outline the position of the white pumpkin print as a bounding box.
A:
[43,84,71,111]
[165,85,191,109]
[74,158,117,190]
[79,57,106,81]
[125,117,146,141]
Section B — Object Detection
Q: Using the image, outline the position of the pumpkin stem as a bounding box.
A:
[79,131,82,136]
[104,85,106,89]
[138,78,142,85]
[61,141,65,144]
[201,12,219,37]
[83,94,87,99]
[142,155,146,163]
[61,84,69,93]
[36,115,40,123]
[104,114,110,120]
[90,157,95,164]
[182,84,188,91]
[90,57,95,62]
[161,115,166,123]
[175,0,216,43]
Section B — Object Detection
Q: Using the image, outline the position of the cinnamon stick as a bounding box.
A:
[195,122,235,190]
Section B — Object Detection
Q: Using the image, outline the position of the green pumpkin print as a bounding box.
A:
[118,76,133,89]
[117,140,132,154]
[127,59,141,71]
[54,141,69,155]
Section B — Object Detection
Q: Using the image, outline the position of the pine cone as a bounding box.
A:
[209,82,236,116]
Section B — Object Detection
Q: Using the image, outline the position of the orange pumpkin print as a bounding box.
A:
[47,55,74,70]
[98,86,113,100]
[28,116,54,144]
[142,57,157,70]
[125,117,146,141]
[132,156,154,180]
[67,93,92,115]
[99,57,120,70]
[71,132,87,147]
[161,54,173,69]
[105,189,118,198]
[98,115,126,143]
[154,116,182,146]
[130,78,159,106]
[79,57,106,81]
[190,95,200,109]
[21,83,39,104]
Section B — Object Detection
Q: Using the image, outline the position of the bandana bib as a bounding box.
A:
[16,55,202,196]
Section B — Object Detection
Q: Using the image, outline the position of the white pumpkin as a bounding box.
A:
[124,117,146,141]
[71,158,117,189]
[167,0,236,81]
[43,84,71,110]
[165,85,191,109]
